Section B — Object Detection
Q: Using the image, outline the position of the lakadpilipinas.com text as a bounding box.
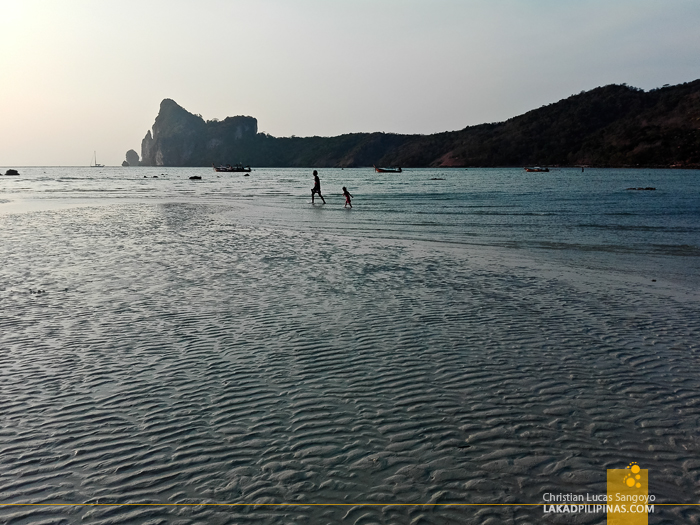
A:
[543,492,655,514]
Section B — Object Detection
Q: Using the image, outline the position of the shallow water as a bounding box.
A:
[1,167,699,524]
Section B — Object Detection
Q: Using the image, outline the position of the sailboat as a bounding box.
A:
[91,151,104,167]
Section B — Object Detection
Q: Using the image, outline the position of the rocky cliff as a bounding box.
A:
[122,149,139,166]
[133,80,700,168]
[139,99,257,166]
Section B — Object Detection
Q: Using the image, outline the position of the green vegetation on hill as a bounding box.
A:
[137,80,700,168]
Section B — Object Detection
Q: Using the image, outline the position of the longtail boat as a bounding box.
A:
[213,163,252,173]
[374,165,402,173]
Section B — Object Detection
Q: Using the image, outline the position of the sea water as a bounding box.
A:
[1,167,699,524]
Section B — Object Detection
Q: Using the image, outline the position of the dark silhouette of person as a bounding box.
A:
[342,186,353,208]
[311,170,326,204]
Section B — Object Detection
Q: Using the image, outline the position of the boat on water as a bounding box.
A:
[524,167,549,172]
[213,163,251,173]
[91,151,104,167]
[374,165,402,173]
[4,169,20,176]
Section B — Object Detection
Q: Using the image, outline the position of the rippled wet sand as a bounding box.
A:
[1,202,699,524]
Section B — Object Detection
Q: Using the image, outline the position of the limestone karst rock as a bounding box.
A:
[139,99,257,166]
[125,149,140,167]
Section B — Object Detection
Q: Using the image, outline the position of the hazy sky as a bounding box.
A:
[1,0,699,166]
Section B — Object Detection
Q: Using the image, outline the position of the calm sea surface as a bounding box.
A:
[1,167,699,524]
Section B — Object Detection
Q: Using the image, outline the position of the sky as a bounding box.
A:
[1,0,699,166]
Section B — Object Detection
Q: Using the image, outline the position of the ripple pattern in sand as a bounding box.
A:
[1,203,699,524]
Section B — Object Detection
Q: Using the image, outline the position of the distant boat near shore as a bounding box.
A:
[91,151,104,167]
[524,167,549,172]
[213,163,251,173]
[374,165,402,173]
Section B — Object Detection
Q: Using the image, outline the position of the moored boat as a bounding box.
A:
[91,151,104,167]
[374,165,402,173]
[213,163,251,173]
[524,167,549,172]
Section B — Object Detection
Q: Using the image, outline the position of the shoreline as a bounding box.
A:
[1,189,699,522]
[3,165,700,170]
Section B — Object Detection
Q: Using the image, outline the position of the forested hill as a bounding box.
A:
[135,80,700,168]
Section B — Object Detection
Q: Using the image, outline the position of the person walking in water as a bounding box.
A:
[342,186,353,208]
[311,170,326,204]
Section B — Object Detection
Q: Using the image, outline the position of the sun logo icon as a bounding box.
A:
[623,462,642,488]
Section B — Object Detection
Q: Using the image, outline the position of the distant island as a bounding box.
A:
[130,79,700,168]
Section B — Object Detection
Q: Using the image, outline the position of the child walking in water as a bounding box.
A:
[342,186,353,208]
